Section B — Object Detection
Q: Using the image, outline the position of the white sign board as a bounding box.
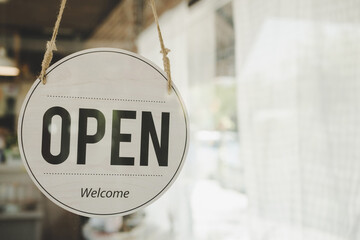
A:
[18,48,189,217]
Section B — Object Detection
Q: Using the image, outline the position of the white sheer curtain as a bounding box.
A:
[235,0,360,239]
[138,0,360,239]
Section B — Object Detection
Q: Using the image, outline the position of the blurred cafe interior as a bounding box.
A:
[2,0,360,240]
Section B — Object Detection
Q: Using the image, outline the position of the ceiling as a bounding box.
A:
[0,0,185,77]
[0,0,121,39]
[0,0,122,77]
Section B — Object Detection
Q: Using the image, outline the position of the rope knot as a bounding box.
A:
[160,48,170,56]
[40,41,57,84]
[47,41,58,52]
[39,0,67,85]
[149,0,172,94]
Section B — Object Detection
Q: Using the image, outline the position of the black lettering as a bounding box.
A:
[91,190,97,198]
[77,109,105,164]
[41,106,71,165]
[111,110,136,165]
[140,112,170,166]
[100,190,106,198]
[113,191,121,198]
[80,188,130,198]
[106,191,112,198]
[80,188,92,198]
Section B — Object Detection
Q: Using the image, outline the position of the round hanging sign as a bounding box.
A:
[18,48,189,217]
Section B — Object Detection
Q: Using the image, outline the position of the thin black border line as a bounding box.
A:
[20,49,188,216]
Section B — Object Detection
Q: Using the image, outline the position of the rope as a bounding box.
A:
[39,0,173,94]
[149,0,172,94]
[39,0,67,84]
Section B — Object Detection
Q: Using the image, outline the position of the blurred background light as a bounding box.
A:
[0,48,19,76]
